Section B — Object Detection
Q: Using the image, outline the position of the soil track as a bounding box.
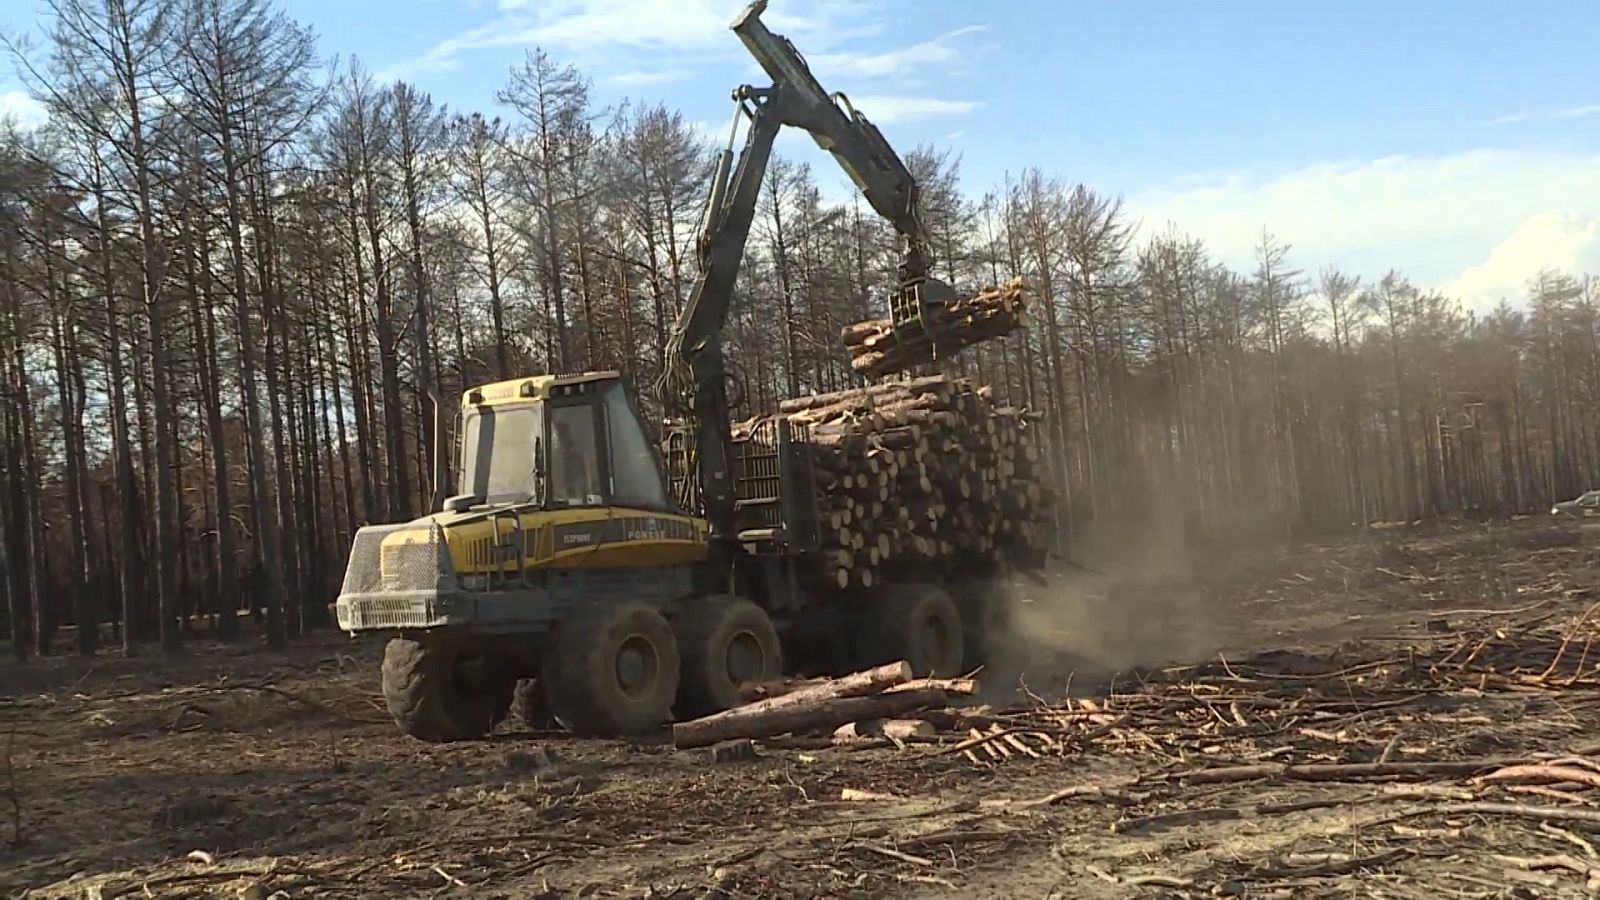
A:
[4,518,1600,898]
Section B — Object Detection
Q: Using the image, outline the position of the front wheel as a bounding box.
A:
[541,601,680,738]
[382,637,510,742]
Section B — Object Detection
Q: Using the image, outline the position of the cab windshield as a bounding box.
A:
[460,404,542,503]
[458,381,670,510]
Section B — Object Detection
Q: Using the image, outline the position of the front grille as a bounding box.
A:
[341,595,436,630]
[340,521,456,598]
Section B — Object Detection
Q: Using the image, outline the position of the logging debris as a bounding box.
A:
[12,522,1600,899]
[693,587,1600,894]
[842,278,1028,380]
[676,582,1600,788]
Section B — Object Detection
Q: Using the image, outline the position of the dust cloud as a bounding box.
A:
[975,491,1289,704]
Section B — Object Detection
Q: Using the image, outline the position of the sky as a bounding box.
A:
[4,0,1600,313]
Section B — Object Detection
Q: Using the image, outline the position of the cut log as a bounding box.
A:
[737,676,830,703]
[841,279,1028,380]
[832,718,936,742]
[883,719,936,739]
[733,661,910,712]
[777,375,949,414]
[673,688,948,749]
[890,677,980,696]
[833,721,871,741]
[841,788,905,801]
[748,372,1050,604]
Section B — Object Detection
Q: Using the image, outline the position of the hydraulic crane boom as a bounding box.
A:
[660,0,958,553]
[731,1,956,320]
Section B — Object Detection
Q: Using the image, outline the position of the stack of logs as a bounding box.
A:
[841,278,1028,381]
[739,373,1051,593]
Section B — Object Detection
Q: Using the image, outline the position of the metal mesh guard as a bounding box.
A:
[340,520,455,597]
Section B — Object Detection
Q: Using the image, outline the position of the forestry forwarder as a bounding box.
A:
[334,1,1009,742]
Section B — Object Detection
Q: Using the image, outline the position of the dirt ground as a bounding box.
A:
[5,517,1600,899]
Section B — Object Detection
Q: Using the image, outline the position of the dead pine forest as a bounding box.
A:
[11,2,1600,898]
[0,0,1597,661]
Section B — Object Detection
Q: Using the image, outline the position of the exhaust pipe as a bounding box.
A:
[428,388,447,511]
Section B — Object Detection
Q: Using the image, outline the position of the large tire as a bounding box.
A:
[866,582,965,676]
[673,595,783,717]
[382,637,509,743]
[541,602,680,738]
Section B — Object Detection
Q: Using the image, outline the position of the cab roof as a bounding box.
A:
[464,371,622,407]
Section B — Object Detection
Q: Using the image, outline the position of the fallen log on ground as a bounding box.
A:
[734,661,911,711]
[737,676,829,703]
[833,719,936,742]
[1167,758,1523,785]
[674,688,948,749]
[1474,761,1600,790]
[1252,848,1414,880]
[889,677,979,695]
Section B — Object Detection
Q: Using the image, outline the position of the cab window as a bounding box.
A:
[548,404,603,506]
[602,384,668,508]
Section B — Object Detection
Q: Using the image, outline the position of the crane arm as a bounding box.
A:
[658,85,782,547]
[659,1,956,549]
[731,0,955,319]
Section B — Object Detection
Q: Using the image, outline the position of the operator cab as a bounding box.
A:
[447,372,671,514]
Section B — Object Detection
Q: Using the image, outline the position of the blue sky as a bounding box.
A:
[5,0,1600,310]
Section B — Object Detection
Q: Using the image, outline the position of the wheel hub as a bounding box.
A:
[724,629,765,685]
[614,634,660,699]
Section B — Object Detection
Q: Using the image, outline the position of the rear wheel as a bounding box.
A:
[673,595,783,717]
[541,601,680,738]
[382,637,510,742]
[867,582,965,676]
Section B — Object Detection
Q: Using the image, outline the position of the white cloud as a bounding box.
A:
[1440,212,1600,313]
[495,0,730,52]
[846,94,980,124]
[1127,149,1600,313]
[605,69,689,87]
[811,25,984,81]
[0,91,46,130]
[399,0,876,76]
[1487,103,1600,126]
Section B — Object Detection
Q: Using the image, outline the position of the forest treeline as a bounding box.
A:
[1,0,1596,658]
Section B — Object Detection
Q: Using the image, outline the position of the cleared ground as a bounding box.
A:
[4,517,1600,898]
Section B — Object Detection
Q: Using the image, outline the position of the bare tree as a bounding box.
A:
[451,113,515,378]
[498,48,591,370]
[165,0,318,650]
[390,82,447,504]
